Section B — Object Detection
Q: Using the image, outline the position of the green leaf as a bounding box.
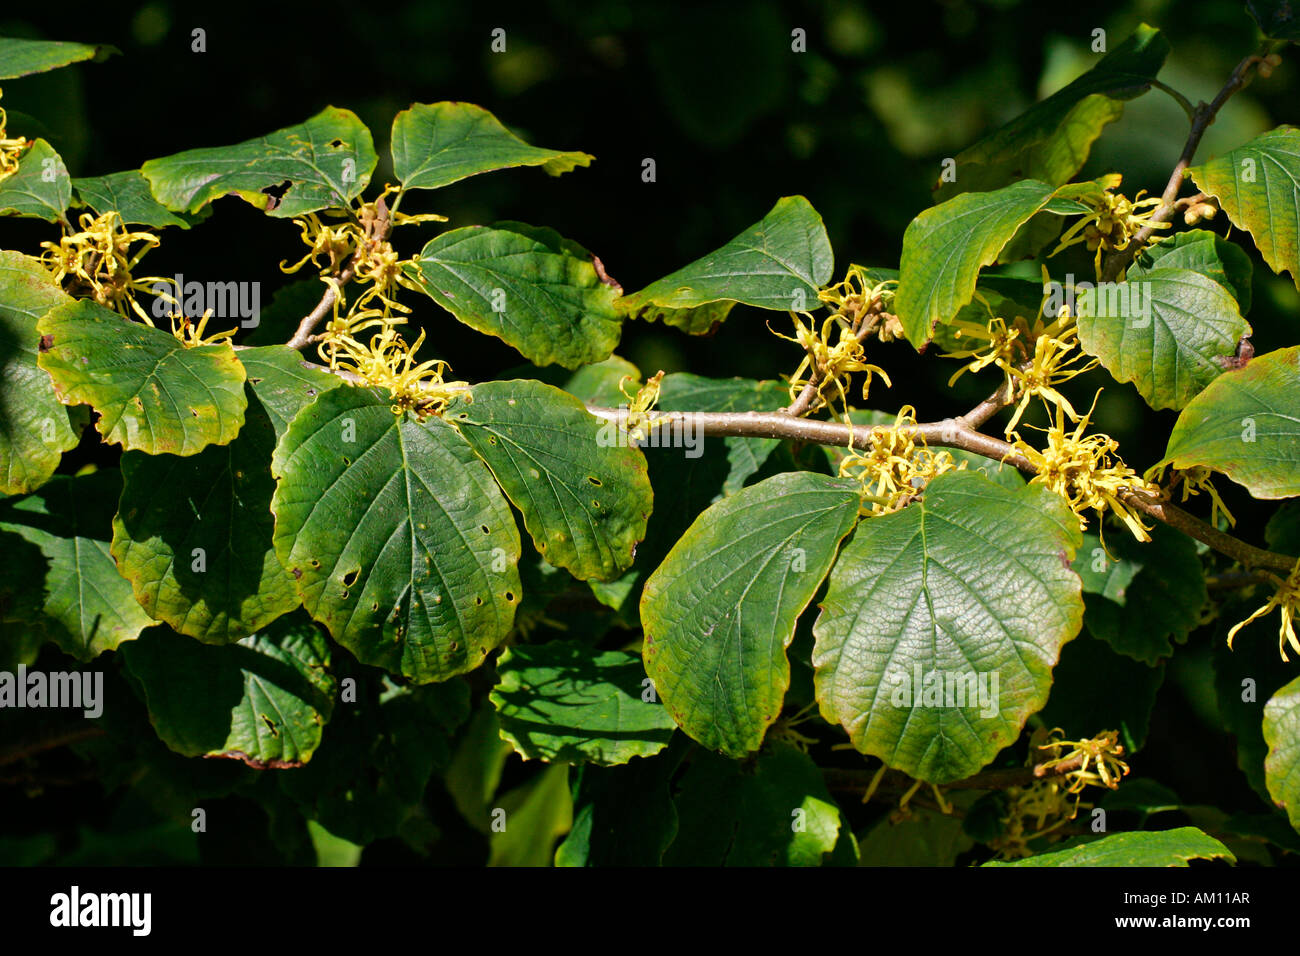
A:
[561,355,640,408]
[1159,345,1300,499]
[1188,126,1300,290]
[141,107,377,217]
[813,471,1085,783]
[280,676,468,844]
[1248,1,1300,41]
[111,384,299,643]
[489,763,573,867]
[0,252,79,494]
[405,222,622,369]
[0,472,153,659]
[620,196,833,326]
[0,139,70,222]
[1076,268,1250,410]
[663,743,844,866]
[37,300,248,456]
[1038,632,1165,753]
[120,617,336,766]
[236,344,344,441]
[555,752,681,866]
[658,373,790,494]
[936,25,1168,200]
[0,38,111,79]
[270,386,521,683]
[1132,229,1253,313]
[1077,526,1206,665]
[72,170,193,229]
[491,641,676,765]
[984,826,1235,866]
[642,471,861,756]
[857,803,976,866]
[1264,676,1300,834]
[447,379,651,582]
[896,179,1087,346]
[391,101,593,190]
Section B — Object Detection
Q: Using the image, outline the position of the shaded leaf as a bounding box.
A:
[490,641,676,765]
[121,616,336,766]
[984,826,1234,866]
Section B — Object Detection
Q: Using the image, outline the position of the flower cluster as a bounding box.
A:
[39,211,165,322]
[617,371,668,442]
[0,89,28,180]
[837,406,963,515]
[774,267,898,419]
[1049,174,1171,278]
[1008,398,1158,544]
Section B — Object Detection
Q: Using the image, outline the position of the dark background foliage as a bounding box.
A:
[1,0,1296,864]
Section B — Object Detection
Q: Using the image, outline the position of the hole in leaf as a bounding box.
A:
[480,525,490,534]
[342,569,359,587]
[505,591,515,602]
[475,597,483,606]
[587,476,602,486]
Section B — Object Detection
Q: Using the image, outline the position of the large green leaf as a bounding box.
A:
[491,641,676,765]
[110,383,299,643]
[141,107,377,217]
[1076,269,1249,410]
[121,616,335,767]
[0,252,79,494]
[391,101,593,190]
[1159,345,1300,499]
[270,386,521,683]
[1264,676,1300,834]
[619,196,833,327]
[642,471,861,756]
[1132,229,1253,312]
[658,373,790,494]
[663,743,844,866]
[0,471,153,659]
[936,25,1168,200]
[447,379,651,582]
[0,139,70,222]
[235,344,344,440]
[405,222,622,369]
[895,179,1087,346]
[72,170,193,229]
[1188,126,1300,290]
[0,38,109,78]
[984,827,1234,866]
[37,300,248,456]
[813,471,1085,783]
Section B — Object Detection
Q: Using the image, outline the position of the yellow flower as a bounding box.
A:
[1007,393,1158,543]
[838,406,963,515]
[39,211,166,323]
[1049,177,1171,278]
[617,371,669,442]
[0,89,29,180]
[1227,559,1300,662]
[773,311,891,419]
